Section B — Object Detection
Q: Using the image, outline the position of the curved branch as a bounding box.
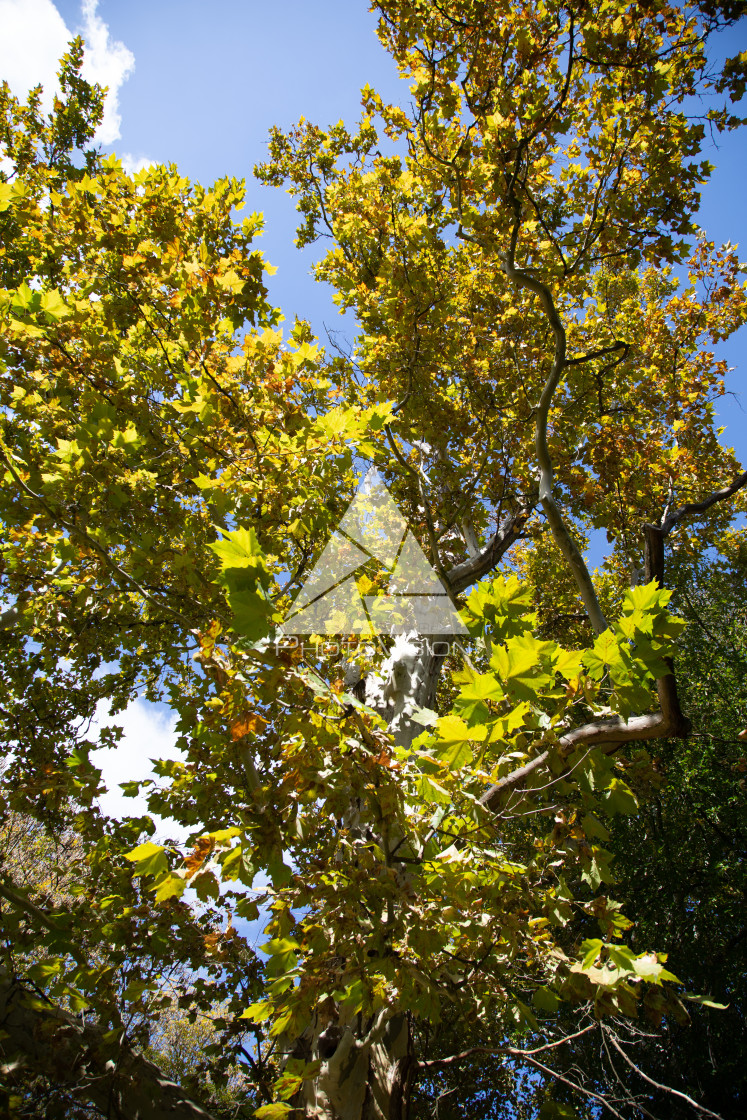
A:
[446,507,531,593]
[479,694,690,814]
[661,469,747,537]
[0,878,60,935]
[566,340,629,366]
[416,1021,625,1120]
[417,1023,596,1069]
[603,1025,724,1120]
[644,469,747,587]
[500,229,608,634]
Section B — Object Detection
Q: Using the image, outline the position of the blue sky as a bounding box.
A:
[2,1,746,846]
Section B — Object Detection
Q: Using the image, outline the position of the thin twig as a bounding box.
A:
[604,1027,725,1119]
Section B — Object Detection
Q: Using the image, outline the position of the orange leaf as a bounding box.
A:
[231,712,267,739]
[185,836,214,875]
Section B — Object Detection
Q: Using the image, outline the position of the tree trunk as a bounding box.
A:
[291,1010,414,1120]
[293,635,440,1117]
[363,632,443,748]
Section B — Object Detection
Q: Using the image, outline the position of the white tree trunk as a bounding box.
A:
[289,1010,413,1120]
[289,634,441,1117]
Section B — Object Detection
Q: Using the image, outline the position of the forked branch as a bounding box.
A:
[499,222,608,635]
[645,469,747,585]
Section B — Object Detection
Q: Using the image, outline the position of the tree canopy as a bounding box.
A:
[0,4,746,1118]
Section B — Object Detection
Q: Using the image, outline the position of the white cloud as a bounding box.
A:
[0,0,135,145]
[88,700,266,932]
[89,698,187,840]
[120,152,153,176]
[0,0,69,106]
[77,0,134,145]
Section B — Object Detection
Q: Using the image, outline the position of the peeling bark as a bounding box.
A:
[291,1010,413,1120]
[364,633,441,749]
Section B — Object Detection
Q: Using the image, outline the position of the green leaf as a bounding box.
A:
[436,714,469,741]
[581,938,603,968]
[236,896,260,921]
[533,986,561,1012]
[624,582,669,614]
[40,289,70,320]
[340,978,367,1015]
[607,944,637,972]
[553,647,584,677]
[682,993,729,1009]
[584,628,624,680]
[210,526,265,570]
[580,846,614,889]
[216,268,245,293]
[539,1101,582,1120]
[365,400,395,431]
[241,999,274,1022]
[438,738,473,771]
[12,281,36,311]
[490,633,555,698]
[192,870,220,901]
[152,873,186,902]
[417,774,451,804]
[458,672,503,720]
[629,952,681,984]
[436,713,487,744]
[228,587,273,641]
[410,705,439,727]
[27,959,65,984]
[603,777,638,816]
[111,425,139,448]
[261,937,301,956]
[582,812,610,841]
[254,1104,292,1119]
[124,841,168,877]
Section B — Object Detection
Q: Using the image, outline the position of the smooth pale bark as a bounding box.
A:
[290,639,427,1119]
[287,1010,413,1120]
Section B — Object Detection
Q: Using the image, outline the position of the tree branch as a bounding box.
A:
[417,1023,625,1120]
[479,700,690,814]
[416,1023,596,1069]
[566,340,629,366]
[446,507,531,593]
[644,470,747,586]
[0,969,219,1120]
[603,1025,725,1119]
[660,470,747,537]
[0,878,60,935]
[500,226,608,634]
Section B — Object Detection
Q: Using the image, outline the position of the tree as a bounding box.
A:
[1,3,746,1117]
[598,540,747,1116]
[401,538,747,1119]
